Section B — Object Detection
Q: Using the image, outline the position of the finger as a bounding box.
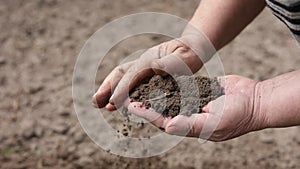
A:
[92,83,111,108]
[109,48,160,107]
[105,98,130,111]
[105,103,116,111]
[202,96,226,117]
[154,40,182,75]
[127,102,172,128]
[151,49,202,76]
[202,103,211,113]
[202,95,224,114]
[158,40,181,59]
[92,61,133,108]
[109,68,154,107]
[165,113,207,137]
[168,95,227,138]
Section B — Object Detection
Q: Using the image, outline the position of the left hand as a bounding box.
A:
[92,38,203,111]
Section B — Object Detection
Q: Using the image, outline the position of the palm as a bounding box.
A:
[128,75,262,141]
[203,75,258,141]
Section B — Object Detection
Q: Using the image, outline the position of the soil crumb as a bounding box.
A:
[130,75,224,117]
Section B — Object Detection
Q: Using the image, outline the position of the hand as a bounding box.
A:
[127,75,268,142]
[92,38,204,110]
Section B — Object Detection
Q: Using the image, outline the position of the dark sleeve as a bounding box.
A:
[266,0,300,42]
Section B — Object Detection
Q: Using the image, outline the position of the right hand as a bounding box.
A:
[127,75,268,141]
[92,38,204,110]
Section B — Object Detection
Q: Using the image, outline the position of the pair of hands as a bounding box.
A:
[92,39,267,142]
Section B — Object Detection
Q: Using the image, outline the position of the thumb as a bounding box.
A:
[165,114,208,137]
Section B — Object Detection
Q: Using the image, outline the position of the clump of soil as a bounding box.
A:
[130,75,224,117]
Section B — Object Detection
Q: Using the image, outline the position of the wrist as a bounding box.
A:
[255,71,300,128]
[252,81,270,131]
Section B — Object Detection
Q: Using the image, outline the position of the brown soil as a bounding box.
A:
[130,75,224,117]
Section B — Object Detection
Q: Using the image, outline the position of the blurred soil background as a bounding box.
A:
[0,0,300,168]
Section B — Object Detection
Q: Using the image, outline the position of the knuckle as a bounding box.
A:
[180,45,191,52]
[175,46,190,55]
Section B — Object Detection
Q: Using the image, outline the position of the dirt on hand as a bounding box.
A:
[130,75,224,117]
